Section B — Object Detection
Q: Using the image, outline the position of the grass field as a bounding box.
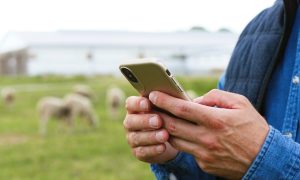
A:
[0,75,218,180]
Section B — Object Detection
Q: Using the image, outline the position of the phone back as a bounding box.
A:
[119,61,190,101]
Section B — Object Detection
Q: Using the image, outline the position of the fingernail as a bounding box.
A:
[149,92,157,104]
[140,100,148,110]
[125,98,129,109]
[156,131,165,142]
[149,116,159,128]
[156,145,164,154]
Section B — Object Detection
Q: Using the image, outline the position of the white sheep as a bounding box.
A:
[1,87,16,107]
[64,93,99,127]
[37,97,70,135]
[72,84,94,100]
[106,87,125,120]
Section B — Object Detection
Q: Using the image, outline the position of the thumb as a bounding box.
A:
[197,89,249,109]
[192,96,203,104]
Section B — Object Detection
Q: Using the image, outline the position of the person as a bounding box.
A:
[123,0,300,179]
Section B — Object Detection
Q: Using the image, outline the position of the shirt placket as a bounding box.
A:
[281,31,300,140]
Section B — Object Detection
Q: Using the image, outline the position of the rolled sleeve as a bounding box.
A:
[243,126,300,179]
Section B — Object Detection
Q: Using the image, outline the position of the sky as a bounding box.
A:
[0,0,275,39]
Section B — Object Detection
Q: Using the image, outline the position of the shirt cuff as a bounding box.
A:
[243,126,300,179]
[151,152,203,179]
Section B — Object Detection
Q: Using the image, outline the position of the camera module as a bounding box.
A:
[120,67,138,83]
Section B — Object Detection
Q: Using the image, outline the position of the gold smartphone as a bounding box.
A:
[119,59,191,101]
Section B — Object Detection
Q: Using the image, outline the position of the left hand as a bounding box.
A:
[149,89,269,179]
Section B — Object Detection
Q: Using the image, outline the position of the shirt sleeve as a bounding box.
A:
[150,152,216,180]
[243,126,300,179]
[217,73,226,90]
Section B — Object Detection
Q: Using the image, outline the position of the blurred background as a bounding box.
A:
[0,0,273,179]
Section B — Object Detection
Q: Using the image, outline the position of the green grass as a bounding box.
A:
[0,75,218,179]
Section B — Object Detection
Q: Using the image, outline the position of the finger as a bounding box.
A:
[169,136,201,156]
[149,91,219,126]
[193,96,203,104]
[170,137,217,165]
[125,96,151,113]
[133,144,166,161]
[159,112,222,150]
[197,89,250,109]
[124,114,162,131]
[127,129,169,147]
[158,112,203,143]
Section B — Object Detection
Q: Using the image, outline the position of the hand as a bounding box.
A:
[149,89,269,179]
[123,96,178,164]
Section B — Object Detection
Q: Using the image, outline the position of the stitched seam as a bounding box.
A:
[244,128,275,179]
[290,148,300,179]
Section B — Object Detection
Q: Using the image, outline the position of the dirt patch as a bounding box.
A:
[0,134,29,146]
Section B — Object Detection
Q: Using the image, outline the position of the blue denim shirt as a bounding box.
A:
[151,5,300,180]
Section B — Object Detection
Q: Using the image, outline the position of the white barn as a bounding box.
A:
[0,31,238,76]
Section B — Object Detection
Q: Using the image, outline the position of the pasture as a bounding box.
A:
[0,75,218,179]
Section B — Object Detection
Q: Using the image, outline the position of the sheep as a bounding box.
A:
[72,84,94,100]
[37,94,99,135]
[1,87,16,107]
[37,97,70,135]
[106,87,125,120]
[63,93,99,127]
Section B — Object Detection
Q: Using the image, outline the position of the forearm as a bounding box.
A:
[243,126,300,179]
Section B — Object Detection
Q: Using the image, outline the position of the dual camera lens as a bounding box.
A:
[120,67,138,83]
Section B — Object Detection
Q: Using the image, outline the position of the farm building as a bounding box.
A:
[0,31,238,76]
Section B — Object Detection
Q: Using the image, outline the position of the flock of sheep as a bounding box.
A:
[1,84,198,136]
[0,85,126,136]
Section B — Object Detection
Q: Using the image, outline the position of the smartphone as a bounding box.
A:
[119,59,191,101]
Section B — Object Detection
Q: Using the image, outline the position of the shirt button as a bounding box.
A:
[283,132,292,138]
[292,76,299,84]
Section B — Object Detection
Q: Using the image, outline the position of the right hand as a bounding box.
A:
[124,96,179,164]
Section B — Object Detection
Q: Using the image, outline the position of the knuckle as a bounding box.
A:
[135,147,147,159]
[149,131,157,142]
[129,132,139,147]
[125,98,130,109]
[123,116,130,130]
[207,89,219,97]
[166,118,177,134]
[175,104,190,116]
[203,139,219,151]
[125,96,134,108]
[132,132,140,146]
[126,133,131,145]
[210,89,219,94]
[236,94,249,106]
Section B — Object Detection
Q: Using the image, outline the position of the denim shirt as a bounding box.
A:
[151,5,300,180]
